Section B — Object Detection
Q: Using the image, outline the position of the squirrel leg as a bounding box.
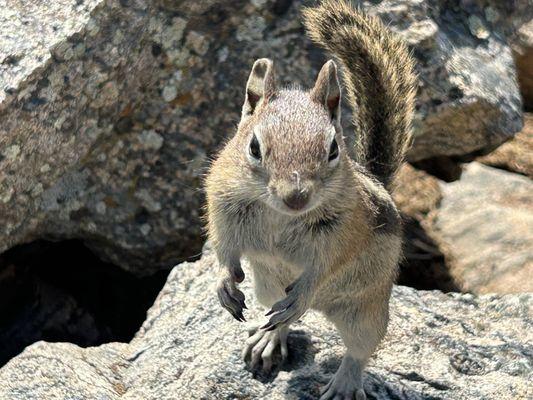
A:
[249,258,290,308]
[242,260,293,372]
[320,355,366,400]
[320,296,389,400]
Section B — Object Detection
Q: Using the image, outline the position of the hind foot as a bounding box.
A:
[320,355,366,400]
[242,324,289,372]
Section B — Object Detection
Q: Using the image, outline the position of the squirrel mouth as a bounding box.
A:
[265,193,319,217]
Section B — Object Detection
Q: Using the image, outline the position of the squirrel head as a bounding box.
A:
[236,58,347,216]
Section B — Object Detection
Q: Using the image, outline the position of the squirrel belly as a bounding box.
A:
[205,1,416,398]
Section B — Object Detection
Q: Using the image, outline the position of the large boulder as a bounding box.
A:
[0,0,160,274]
[0,251,531,399]
[428,162,533,294]
[392,163,442,221]
[0,0,526,275]
[362,0,525,161]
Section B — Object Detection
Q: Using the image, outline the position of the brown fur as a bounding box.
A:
[205,2,416,398]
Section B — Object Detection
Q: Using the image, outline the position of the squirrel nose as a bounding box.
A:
[283,190,309,211]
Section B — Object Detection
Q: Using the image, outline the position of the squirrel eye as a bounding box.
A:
[249,134,261,160]
[328,138,339,162]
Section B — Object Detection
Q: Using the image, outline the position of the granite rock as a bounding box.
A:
[0,0,159,274]
[0,0,528,275]
[0,251,531,399]
[361,0,525,161]
[392,163,442,220]
[429,162,533,294]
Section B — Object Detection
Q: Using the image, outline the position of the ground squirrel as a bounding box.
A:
[205,1,417,398]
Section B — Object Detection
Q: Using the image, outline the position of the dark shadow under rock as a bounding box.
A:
[0,239,169,367]
[398,217,460,293]
[392,164,460,292]
[411,156,463,182]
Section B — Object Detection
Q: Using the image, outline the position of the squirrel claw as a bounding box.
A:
[217,277,246,322]
[262,290,307,331]
[265,296,295,316]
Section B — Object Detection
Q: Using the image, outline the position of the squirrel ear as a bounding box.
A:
[243,58,277,118]
[311,60,341,120]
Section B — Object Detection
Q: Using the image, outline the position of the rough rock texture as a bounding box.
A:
[0,0,527,275]
[429,162,533,294]
[0,251,531,399]
[0,0,160,274]
[479,113,533,178]
[361,0,525,161]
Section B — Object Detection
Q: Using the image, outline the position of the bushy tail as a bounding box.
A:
[302,0,417,188]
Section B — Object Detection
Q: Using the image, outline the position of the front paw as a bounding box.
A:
[261,284,309,331]
[217,277,247,322]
